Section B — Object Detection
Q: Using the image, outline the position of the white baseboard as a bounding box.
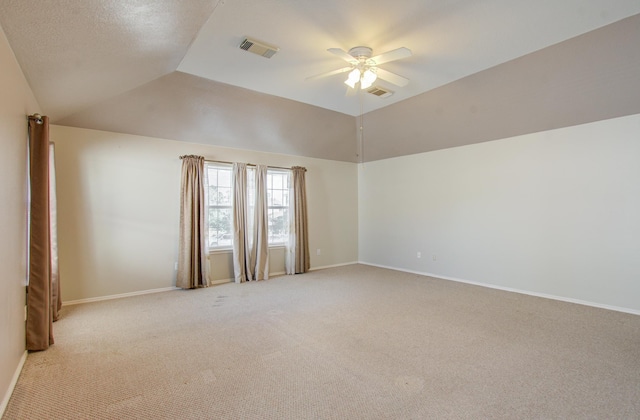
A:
[210,278,232,285]
[1,350,27,417]
[62,287,180,306]
[359,261,640,316]
[210,263,358,283]
[310,261,358,271]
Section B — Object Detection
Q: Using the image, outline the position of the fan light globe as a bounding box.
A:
[345,68,361,88]
[360,69,377,89]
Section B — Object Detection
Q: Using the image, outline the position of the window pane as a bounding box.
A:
[218,169,231,188]
[219,186,231,206]
[272,190,283,206]
[206,163,233,248]
[207,167,218,185]
[265,170,291,245]
[211,186,230,206]
[208,207,232,248]
[268,208,288,244]
[273,173,283,189]
[211,186,219,205]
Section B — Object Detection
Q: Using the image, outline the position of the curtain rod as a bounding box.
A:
[179,156,306,171]
[205,159,294,171]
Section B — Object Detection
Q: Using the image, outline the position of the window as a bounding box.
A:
[206,164,232,249]
[267,170,290,245]
[205,164,290,249]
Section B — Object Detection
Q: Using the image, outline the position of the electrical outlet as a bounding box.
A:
[174,262,178,270]
[417,252,421,259]
[316,249,321,256]
[432,254,437,261]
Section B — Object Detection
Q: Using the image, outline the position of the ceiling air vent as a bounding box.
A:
[239,37,279,58]
[366,85,394,98]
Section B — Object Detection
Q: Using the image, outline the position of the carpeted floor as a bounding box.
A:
[4,264,640,419]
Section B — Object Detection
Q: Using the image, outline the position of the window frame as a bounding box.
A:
[204,163,291,252]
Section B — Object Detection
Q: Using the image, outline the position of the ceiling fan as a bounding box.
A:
[306,46,412,90]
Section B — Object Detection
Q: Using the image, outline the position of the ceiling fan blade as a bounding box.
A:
[327,48,358,64]
[369,47,412,65]
[305,66,353,81]
[375,68,409,87]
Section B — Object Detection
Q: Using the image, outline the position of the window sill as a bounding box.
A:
[209,248,233,254]
[209,244,286,255]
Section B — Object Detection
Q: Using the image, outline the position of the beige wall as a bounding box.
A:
[51,125,358,301]
[0,25,40,412]
[359,114,640,313]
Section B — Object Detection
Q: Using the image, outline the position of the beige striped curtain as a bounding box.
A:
[232,163,251,282]
[26,114,61,351]
[252,165,269,280]
[233,163,269,282]
[177,155,209,289]
[286,166,310,274]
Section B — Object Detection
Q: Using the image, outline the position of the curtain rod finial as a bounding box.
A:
[30,113,44,124]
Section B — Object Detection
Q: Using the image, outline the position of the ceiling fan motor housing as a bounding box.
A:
[348,46,373,61]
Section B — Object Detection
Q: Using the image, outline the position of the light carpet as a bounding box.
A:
[4,264,640,419]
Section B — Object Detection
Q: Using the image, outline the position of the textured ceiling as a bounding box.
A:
[1,1,640,162]
[0,0,217,121]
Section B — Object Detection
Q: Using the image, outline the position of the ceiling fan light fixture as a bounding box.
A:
[345,68,361,88]
[311,45,411,91]
[360,68,377,89]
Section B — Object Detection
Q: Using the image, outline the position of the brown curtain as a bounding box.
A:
[286,166,310,274]
[177,155,208,289]
[26,114,60,351]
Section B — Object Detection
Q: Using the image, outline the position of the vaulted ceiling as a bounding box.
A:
[2,1,640,162]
